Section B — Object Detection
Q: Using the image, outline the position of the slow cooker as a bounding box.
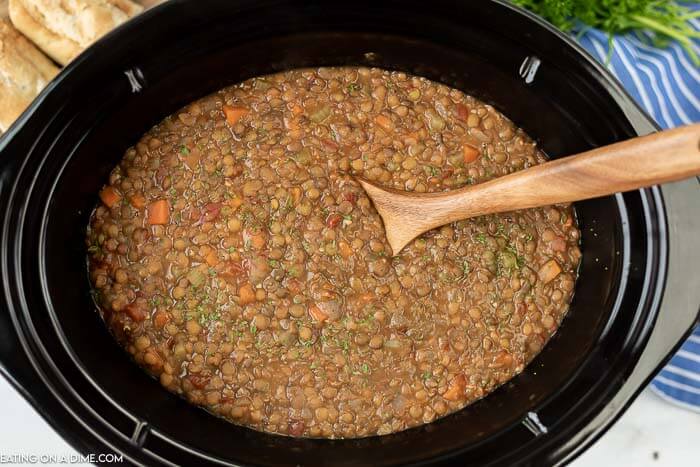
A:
[1,0,698,465]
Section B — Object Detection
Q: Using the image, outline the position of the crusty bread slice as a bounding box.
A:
[9,0,142,66]
[0,18,58,131]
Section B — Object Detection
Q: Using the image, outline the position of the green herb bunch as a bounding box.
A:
[511,0,700,64]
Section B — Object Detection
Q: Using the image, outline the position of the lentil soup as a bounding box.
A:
[86,67,581,438]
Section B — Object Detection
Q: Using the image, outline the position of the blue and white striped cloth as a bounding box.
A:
[575,16,700,411]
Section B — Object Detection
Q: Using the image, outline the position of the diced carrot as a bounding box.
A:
[443,374,466,401]
[129,193,146,209]
[455,103,470,121]
[123,303,146,322]
[143,351,163,368]
[223,105,249,125]
[202,202,222,222]
[284,116,300,131]
[220,260,245,285]
[309,304,329,323]
[338,241,353,259]
[538,259,562,284]
[463,145,480,163]
[247,231,267,250]
[550,237,567,252]
[227,195,243,210]
[286,278,302,295]
[153,310,170,328]
[290,187,302,203]
[442,374,467,401]
[490,351,514,369]
[238,282,256,305]
[188,208,200,221]
[291,104,304,116]
[147,199,170,225]
[326,214,342,228]
[375,114,394,132]
[441,167,455,180]
[181,146,201,170]
[99,186,121,208]
[205,250,220,267]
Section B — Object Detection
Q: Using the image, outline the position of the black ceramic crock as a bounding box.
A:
[0,0,698,465]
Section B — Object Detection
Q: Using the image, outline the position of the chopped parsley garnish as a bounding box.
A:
[198,310,221,327]
[426,165,441,177]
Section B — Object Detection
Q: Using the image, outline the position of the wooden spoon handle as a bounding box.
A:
[435,123,700,220]
[360,124,700,255]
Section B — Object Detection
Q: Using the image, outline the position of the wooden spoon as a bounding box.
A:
[358,123,700,256]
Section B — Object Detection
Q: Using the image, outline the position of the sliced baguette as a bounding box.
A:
[9,0,142,66]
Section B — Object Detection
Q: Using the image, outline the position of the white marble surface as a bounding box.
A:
[0,378,697,465]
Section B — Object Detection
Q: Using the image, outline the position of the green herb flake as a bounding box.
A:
[179,145,190,155]
[426,165,441,177]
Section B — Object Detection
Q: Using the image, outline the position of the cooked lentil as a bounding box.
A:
[86,67,581,438]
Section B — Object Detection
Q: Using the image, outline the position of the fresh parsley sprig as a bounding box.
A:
[512,0,700,64]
